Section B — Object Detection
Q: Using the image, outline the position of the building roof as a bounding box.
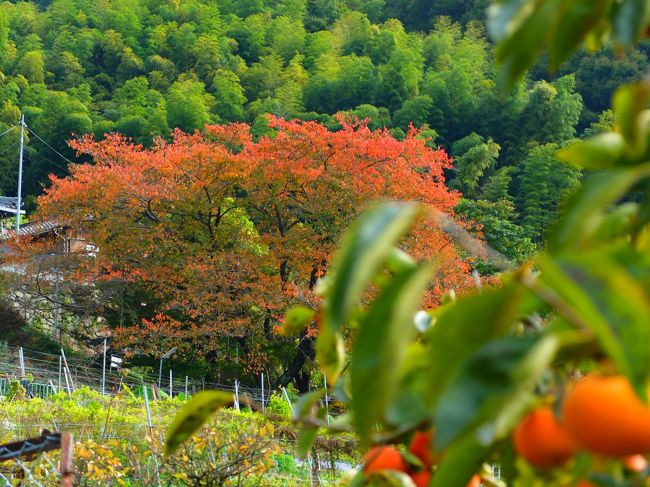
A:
[0,220,60,241]
[0,197,25,215]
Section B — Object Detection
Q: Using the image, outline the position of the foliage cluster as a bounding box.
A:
[20,116,475,391]
[0,0,646,258]
[0,387,353,485]
[164,1,650,485]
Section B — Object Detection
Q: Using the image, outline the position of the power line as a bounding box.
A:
[0,126,16,138]
[25,126,74,165]
[0,140,20,157]
[28,150,72,174]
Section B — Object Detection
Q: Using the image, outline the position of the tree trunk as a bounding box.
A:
[275,333,314,393]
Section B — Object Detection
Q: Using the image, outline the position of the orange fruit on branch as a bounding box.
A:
[410,469,432,487]
[513,406,578,467]
[363,445,406,474]
[562,375,650,456]
[409,430,437,467]
[623,454,648,472]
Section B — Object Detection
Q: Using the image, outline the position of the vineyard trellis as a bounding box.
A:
[0,431,73,487]
[0,343,270,404]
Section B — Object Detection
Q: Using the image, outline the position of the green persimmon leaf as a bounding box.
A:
[434,335,559,450]
[556,132,626,170]
[351,262,435,443]
[431,434,490,487]
[165,390,232,455]
[325,202,418,333]
[425,281,539,407]
[279,305,315,336]
[538,250,650,395]
[613,82,650,152]
[548,164,650,252]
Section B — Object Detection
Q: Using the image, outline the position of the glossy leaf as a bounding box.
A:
[548,164,650,252]
[556,132,626,170]
[385,344,432,428]
[296,427,319,459]
[292,389,325,419]
[350,262,435,443]
[324,202,419,333]
[489,0,563,86]
[434,335,558,449]
[315,326,346,385]
[278,305,315,337]
[425,282,538,406]
[431,434,491,487]
[538,250,650,393]
[165,390,232,455]
[613,82,650,152]
[549,0,610,72]
[612,0,650,45]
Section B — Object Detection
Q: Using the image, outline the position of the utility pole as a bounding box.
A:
[15,114,25,232]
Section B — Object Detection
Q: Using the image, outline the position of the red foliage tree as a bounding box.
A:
[35,117,475,387]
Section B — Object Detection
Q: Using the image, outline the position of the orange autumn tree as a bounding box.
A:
[36,117,475,388]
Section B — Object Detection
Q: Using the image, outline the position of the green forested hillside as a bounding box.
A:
[0,0,647,260]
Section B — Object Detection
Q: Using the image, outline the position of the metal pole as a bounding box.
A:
[169,369,172,399]
[15,114,24,232]
[60,348,75,390]
[324,372,330,426]
[234,379,240,412]
[261,373,265,412]
[101,339,107,395]
[282,387,293,415]
[18,347,25,377]
[62,361,71,394]
[58,356,62,390]
[158,356,163,388]
[143,384,153,428]
[184,376,188,398]
[53,275,60,343]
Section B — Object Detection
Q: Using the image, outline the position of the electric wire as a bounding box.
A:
[0,126,16,138]
[25,126,74,165]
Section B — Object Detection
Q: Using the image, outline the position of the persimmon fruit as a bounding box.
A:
[513,407,578,467]
[623,454,648,472]
[409,430,437,467]
[363,445,406,474]
[562,375,650,456]
[467,474,481,487]
[410,470,432,487]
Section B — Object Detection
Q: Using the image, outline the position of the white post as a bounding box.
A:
[53,275,60,342]
[234,380,240,412]
[143,384,153,428]
[261,373,265,412]
[101,339,107,395]
[60,348,75,390]
[184,376,188,399]
[15,114,25,232]
[324,372,330,426]
[48,380,57,394]
[158,356,163,388]
[62,363,71,394]
[18,347,25,377]
[58,356,62,390]
[169,369,172,399]
[281,387,293,414]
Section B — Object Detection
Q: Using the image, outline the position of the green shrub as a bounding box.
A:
[266,393,292,418]
[273,453,300,475]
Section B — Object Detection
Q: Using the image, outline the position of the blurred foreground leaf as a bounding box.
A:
[165,390,232,455]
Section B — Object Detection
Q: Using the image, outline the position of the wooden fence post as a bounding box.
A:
[59,432,74,487]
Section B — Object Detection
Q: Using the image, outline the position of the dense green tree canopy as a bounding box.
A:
[0,0,646,251]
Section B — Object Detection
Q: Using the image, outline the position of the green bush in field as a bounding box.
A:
[267,392,292,418]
